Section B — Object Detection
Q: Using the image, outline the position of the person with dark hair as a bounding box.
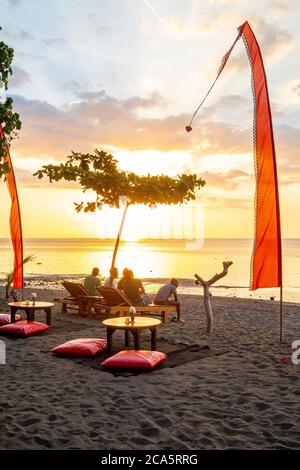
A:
[84,267,101,296]
[104,266,119,288]
[117,267,130,290]
[154,278,181,321]
[123,269,150,306]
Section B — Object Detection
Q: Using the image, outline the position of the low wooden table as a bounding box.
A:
[9,301,54,326]
[102,316,161,353]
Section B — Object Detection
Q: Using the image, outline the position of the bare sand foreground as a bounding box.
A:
[0,285,300,450]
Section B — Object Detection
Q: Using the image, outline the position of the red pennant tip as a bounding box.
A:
[185,126,192,133]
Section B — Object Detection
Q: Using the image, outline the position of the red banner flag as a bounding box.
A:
[0,125,24,289]
[186,21,282,291]
[240,22,282,290]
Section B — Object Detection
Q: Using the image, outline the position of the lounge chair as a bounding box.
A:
[54,281,103,315]
[93,287,178,323]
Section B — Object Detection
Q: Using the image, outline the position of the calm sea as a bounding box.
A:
[0,238,299,302]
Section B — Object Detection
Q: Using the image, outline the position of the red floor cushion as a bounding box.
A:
[101,350,167,370]
[51,338,107,357]
[0,314,22,325]
[0,321,49,336]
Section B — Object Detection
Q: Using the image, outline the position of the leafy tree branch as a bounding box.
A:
[0,27,22,176]
[34,149,206,211]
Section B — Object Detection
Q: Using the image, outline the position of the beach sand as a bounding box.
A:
[1,285,300,450]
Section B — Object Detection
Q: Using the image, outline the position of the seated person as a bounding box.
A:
[154,278,181,321]
[117,267,129,290]
[123,269,150,306]
[84,267,101,296]
[104,267,119,289]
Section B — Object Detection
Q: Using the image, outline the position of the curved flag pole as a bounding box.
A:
[186,21,283,341]
[0,124,24,296]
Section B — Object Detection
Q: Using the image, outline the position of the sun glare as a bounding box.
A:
[96,203,204,240]
[123,236,141,242]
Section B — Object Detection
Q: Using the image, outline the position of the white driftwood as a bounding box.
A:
[195,261,233,334]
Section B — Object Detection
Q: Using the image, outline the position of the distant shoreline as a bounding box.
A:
[0,274,298,304]
[1,238,299,303]
[1,237,300,241]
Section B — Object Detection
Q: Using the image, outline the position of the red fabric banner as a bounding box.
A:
[239,22,282,290]
[0,125,23,288]
[187,21,282,290]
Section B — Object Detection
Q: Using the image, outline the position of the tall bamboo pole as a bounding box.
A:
[279,285,283,342]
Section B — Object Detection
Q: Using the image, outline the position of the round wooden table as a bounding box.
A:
[103,316,161,353]
[9,301,54,326]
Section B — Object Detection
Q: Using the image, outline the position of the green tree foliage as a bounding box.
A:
[34,149,206,211]
[0,27,22,177]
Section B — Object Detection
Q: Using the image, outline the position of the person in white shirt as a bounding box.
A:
[154,278,181,321]
[104,267,119,289]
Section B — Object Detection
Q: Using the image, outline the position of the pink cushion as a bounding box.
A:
[0,314,22,325]
[101,350,167,370]
[52,338,107,357]
[0,321,49,336]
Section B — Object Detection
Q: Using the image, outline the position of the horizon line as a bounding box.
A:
[1,237,300,241]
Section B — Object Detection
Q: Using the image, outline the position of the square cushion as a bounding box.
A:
[51,338,107,357]
[0,313,22,325]
[0,321,49,336]
[101,350,167,370]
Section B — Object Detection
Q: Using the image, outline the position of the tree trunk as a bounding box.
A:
[203,285,213,333]
[195,261,233,333]
[110,202,129,287]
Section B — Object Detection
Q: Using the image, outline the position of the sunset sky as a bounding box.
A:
[0,0,299,239]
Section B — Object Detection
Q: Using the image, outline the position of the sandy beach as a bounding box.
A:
[1,284,300,450]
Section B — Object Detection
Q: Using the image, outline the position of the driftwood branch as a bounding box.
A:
[194,261,233,334]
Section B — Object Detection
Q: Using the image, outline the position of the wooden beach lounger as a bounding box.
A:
[94,287,178,323]
[54,281,103,315]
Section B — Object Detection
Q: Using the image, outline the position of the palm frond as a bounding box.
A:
[4,253,36,298]
[23,254,36,264]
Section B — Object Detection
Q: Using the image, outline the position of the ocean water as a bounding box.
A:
[0,238,299,303]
